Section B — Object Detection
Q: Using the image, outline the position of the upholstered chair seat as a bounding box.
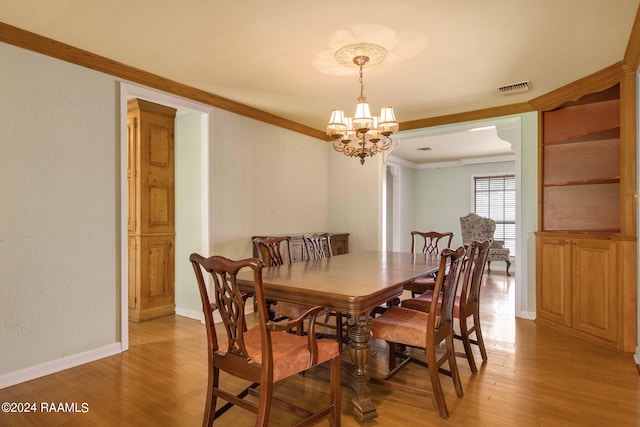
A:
[218,326,339,382]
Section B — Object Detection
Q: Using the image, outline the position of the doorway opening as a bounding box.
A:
[119,83,212,351]
[383,115,529,319]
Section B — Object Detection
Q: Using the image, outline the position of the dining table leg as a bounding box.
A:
[344,312,377,421]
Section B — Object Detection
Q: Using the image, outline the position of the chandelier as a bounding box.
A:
[327,43,399,165]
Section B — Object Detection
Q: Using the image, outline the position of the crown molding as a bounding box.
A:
[400,103,533,132]
[0,21,327,141]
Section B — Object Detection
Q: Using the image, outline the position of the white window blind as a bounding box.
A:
[474,175,516,257]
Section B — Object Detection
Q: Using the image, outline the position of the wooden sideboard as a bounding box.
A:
[252,233,349,264]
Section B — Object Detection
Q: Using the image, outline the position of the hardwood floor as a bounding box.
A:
[1,272,639,426]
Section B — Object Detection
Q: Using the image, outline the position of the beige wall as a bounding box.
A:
[327,151,383,252]
[520,112,539,311]
[175,112,206,317]
[1,43,120,375]
[211,108,329,259]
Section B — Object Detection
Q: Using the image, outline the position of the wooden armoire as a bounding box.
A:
[531,65,637,352]
[127,99,177,322]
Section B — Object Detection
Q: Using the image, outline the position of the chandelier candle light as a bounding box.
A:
[327,43,399,165]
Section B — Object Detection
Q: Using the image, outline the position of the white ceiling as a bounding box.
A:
[1,1,638,165]
[393,124,515,166]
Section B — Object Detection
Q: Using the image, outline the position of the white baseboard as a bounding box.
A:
[516,310,536,320]
[175,307,203,322]
[2,301,259,390]
[175,300,254,325]
[0,343,122,389]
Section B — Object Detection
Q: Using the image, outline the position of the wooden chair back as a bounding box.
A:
[460,239,492,308]
[253,236,294,266]
[403,231,454,298]
[410,231,454,256]
[190,255,265,381]
[303,233,333,260]
[430,246,467,330]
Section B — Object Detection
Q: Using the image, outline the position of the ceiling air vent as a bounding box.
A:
[498,80,532,96]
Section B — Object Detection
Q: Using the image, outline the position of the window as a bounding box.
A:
[474,174,516,257]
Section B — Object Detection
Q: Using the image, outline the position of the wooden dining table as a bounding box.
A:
[236,250,441,422]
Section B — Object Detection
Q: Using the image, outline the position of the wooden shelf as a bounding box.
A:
[543,137,620,190]
[542,127,619,146]
[543,99,620,144]
[543,176,620,187]
[538,229,621,236]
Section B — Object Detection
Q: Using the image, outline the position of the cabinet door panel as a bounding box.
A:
[143,236,174,302]
[139,114,175,234]
[537,237,572,326]
[571,239,618,342]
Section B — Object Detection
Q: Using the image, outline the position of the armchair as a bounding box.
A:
[460,212,511,276]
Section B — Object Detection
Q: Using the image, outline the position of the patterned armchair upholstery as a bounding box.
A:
[460,212,511,276]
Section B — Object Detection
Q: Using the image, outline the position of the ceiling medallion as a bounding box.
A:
[326,43,398,165]
[334,43,388,68]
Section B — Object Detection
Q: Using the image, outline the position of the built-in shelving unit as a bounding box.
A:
[541,85,621,233]
[533,68,636,353]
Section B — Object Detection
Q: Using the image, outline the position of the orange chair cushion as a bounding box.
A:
[401,291,461,317]
[274,301,311,319]
[219,326,339,382]
[403,276,436,294]
[369,306,430,348]
[274,301,330,320]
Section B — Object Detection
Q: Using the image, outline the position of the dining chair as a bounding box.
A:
[253,236,306,331]
[302,233,348,350]
[189,253,341,427]
[368,246,467,419]
[253,236,296,266]
[254,236,346,349]
[371,231,453,318]
[404,231,454,297]
[402,239,492,373]
[303,233,334,259]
